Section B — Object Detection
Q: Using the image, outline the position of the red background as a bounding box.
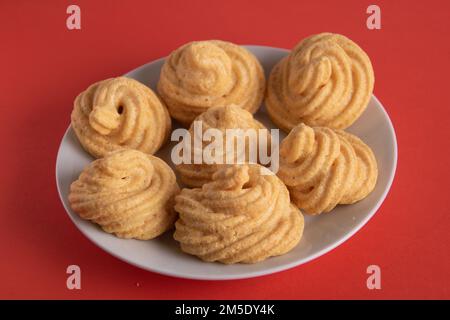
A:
[1,0,449,299]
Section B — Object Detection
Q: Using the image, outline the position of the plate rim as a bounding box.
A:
[55,45,398,280]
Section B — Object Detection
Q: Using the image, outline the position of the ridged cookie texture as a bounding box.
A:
[266,33,374,131]
[71,77,171,158]
[157,40,265,126]
[176,105,271,187]
[174,165,304,264]
[277,123,377,215]
[69,149,179,240]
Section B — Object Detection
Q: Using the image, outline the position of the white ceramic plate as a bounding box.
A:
[56,46,397,280]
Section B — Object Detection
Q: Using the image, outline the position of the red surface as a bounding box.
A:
[0,0,449,299]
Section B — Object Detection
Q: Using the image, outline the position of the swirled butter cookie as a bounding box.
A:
[69,149,179,240]
[266,33,374,131]
[174,165,304,264]
[176,105,271,187]
[71,77,171,158]
[277,123,378,215]
[157,40,265,125]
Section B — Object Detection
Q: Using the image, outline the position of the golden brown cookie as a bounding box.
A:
[176,105,271,187]
[157,40,265,126]
[69,149,179,240]
[174,164,304,264]
[277,123,377,215]
[71,77,171,158]
[266,33,374,131]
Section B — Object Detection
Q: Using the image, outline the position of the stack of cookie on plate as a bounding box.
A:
[68,33,378,264]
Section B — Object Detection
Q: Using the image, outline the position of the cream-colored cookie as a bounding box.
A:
[174,164,304,264]
[157,40,265,126]
[277,123,377,214]
[71,77,171,158]
[266,33,374,131]
[335,130,378,204]
[176,105,271,187]
[69,149,179,240]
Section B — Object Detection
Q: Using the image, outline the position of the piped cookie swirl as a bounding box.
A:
[158,40,265,125]
[69,149,179,240]
[277,123,378,214]
[71,77,171,158]
[176,105,271,187]
[266,33,374,131]
[174,165,304,264]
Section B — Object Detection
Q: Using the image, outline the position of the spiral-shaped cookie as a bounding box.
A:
[278,123,377,214]
[71,77,171,158]
[69,149,179,240]
[266,33,374,131]
[176,105,271,187]
[157,40,265,126]
[174,165,304,264]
